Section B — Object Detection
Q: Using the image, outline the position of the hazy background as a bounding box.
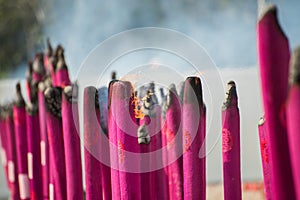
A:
[1,0,300,198]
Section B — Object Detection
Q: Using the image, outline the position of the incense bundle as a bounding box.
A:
[257,4,295,199]
[98,87,112,200]
[26,102,43,199]
[221,81,241,200]
[182,77,206,200]
[83,86,102,200]
[56,51,71,87]
[163,84,183,200]
[286,46,300,199]
[258,117,272,200]
[44,87,67,200]
[38,83,50,200]
[4,104,20,200]
[62,85,83,200]
[113,81,141,200]
[108,81,121,200]
[13,83,30,200]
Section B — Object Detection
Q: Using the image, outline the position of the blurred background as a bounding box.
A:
[0,0,300,198]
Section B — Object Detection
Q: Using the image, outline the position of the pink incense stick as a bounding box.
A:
[26,102,43,200]
[286,46,300,199]
[222,81,241,200]
[62,85,83,200]
[182,77,206,200]
[4,104,21,200]
[32,53,46,83]
[44,87,67,200]
[84,86,103,200]
[257,4,295,199]
[13,83,30,200]
[38,82,50,200]
[163,84,183,200]
[98,87,112,200]
[0,108,9,187]
[108,81,121,200]
[258,117,272,200]
[113,81,141,200]
[56,51,71,87]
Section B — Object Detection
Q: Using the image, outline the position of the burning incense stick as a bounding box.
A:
[62,84,83,200]
[13,83,30,200]
[56,50,71,87]
[222,81,241,200]
[26,101,43,200]
[44,87,67,200]
[83,86,103,200]
[38,82,50,200]
[3,104,20,200]
[257,4,295,199]
[286,46,300,200]
[98,86,112,200]
[258,116,272,200]
[163,84,183,200]
[32,53,46,83]
[108,80,121,200]
[182,77,206,200]
[113,81,141,200]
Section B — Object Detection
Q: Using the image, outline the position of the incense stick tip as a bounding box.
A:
[290,46,300,84]
[258,3,276,22]
[44,87,62,118]
[13,82,25,107]
[138,125,150,144]
[223,80,237,108]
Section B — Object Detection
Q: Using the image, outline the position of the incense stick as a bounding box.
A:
[37,82,50,200]
[286,46,300,200]
[222,81,241,200]
[98,86,112,200]
[0,106,9,188]
[56,50,71,87]
[3,104,20,200]
[13,82,30,200]
[182,77,206,200]
[26,101,43,199]
[44,87,67,200]
[62,84,83,200]
[258,117,272,200]
[257,4,295,199]
[164,84,183,200]
[113,81,141,200]
[83,86,103,200]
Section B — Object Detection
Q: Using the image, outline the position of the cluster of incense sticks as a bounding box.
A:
[0,39,83,200]
[257,3,300,200]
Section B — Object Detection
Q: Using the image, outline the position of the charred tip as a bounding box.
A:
[26,101,38,115]
[223,81,237,108]
[258,3,276,22]
[137,125,150,144]
[55,45,64,57]
[46,38,53,56]
[290,46,300,84]
[56,51,68,70]
[26,61,33,80]
[33,53,46,75]
[64,83,78,103]
[0,103,13,119]
[183,77,203,105]
[44,87,62,118]
[13,82,25,107]
[108,80,118,109]
[258,116,265,126]
[30,80,39,103]
[111,71,117,80]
